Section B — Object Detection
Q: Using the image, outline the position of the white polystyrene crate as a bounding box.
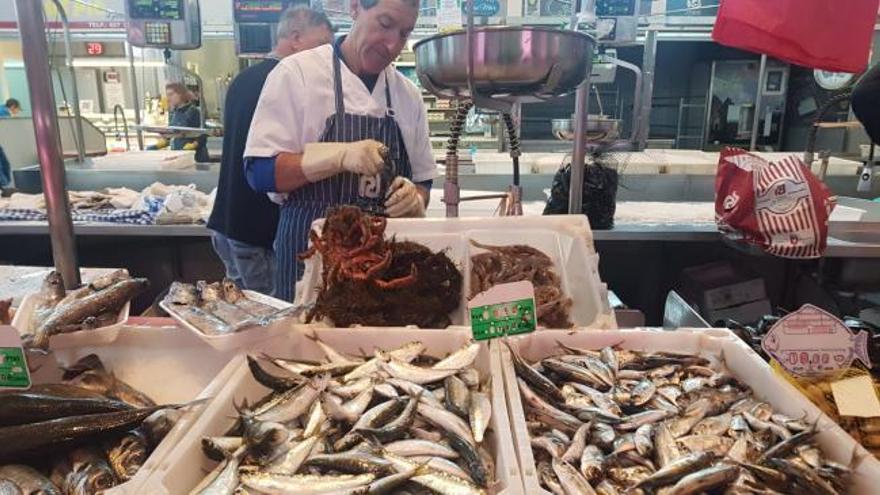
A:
[160,289,294,351]
[140,327,523,495]
[295,215,611,329]
[12,295,129,349]
[466,228,614,330]
[297,232,469,327]
[497,328,880,495]
[22,325,241,495]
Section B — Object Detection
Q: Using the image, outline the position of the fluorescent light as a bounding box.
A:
[71,58,166,68]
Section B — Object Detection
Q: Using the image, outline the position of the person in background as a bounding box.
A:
[851,63,880,150]
[161,82,208,161]
[244,0,435,302]
[0,98,18,187]
[0,98,20,118]
[207,7,334,296]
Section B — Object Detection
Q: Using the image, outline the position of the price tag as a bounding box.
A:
[761,304,872,378]
[0,325,30,390]
[468,281,536,341]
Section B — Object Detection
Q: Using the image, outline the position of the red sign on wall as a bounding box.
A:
[86,42,104,56]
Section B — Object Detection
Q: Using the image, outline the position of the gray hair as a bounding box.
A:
[276,6,334,40]
[359,0,420,10]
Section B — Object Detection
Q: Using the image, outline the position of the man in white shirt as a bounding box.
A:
[244,0,434,301]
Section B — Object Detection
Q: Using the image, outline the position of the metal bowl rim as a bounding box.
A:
[412,26,596,50]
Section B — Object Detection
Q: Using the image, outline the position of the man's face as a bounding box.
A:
[349,0,417,74]
[8,106,19,116]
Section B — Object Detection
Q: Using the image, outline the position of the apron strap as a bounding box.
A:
[332,48,345,141]
[384,72,395,117]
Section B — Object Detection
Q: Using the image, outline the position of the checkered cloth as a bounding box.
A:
[0,208,156,225]
[0,208,46,221]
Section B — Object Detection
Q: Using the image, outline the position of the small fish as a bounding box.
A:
[201,436,244,462]
[458,368,481,388]
[505,341,564,402]
[106,429,149,481]
[468,384,492,444]
[264,435,323,476]
[416,402,474,446]
[562,423,591,463]
[336,399,405,452]
[532,434,567,458]
[444,375,470,418]
[384,439,458,458]
[667,464,740,495]
[677,434,734,456]
[304,450,394,476]
[433,342,480,370]
[380,357,459,385]
[357,392,421,443]
[0,465,60,495]
[580,445,604,481]
[383,452,486,495]
[617,409,671,431]
[552,457,597,495]
[655,421,682,469]
[240,472,375,495]
[516,379,583,433]
[634,451,716,490]
[634,424,653,457]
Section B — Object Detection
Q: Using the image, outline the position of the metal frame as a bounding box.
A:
[14,0,80,288]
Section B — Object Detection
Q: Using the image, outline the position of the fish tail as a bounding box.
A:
[854,330,872,368]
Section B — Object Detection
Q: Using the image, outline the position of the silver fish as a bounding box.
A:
[468,385,492,444]
[406,456,473,482]
[264,435,323,475]
[634,424,654,457]
[240,472,375,495]
[433,342,480,370]
[417,402,474,446]
[552,457,597,495]
[667,464,739,495]
[380,357,459,385]
[562,423,591,463]
[383,453,486,495]
[257,374,329,424]
[580,444,604,481]
[444,375,470,418]
[344,342,424,382]
[517,378,583,433]
[190,446,245,495]
[384,439,458,459]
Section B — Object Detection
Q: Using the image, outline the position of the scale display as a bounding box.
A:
[128,0,184,20]
[125,0,201,49]
[234,1,298,23]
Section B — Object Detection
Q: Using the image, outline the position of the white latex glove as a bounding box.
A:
[384,177,426,218]
[300,140,386,182]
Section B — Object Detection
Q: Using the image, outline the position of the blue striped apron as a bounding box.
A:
[273,52,413,302]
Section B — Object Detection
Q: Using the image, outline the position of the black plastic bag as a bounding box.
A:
[543,161,618,230]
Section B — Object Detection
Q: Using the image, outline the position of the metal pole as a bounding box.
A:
[53,0,85,163]
[126,42,145,150]
[750,54,767,151]
[14,0,80,288]
[637,28,657,150]
[569,80,591,215]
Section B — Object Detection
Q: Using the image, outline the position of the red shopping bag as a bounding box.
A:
[712,0,879,73]
[715,148,836,259]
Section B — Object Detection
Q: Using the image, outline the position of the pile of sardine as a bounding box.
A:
[470,241,573,328]
[163,278,288,335]
[509,341,855,495]
[193,336,495,495]
[0,355,183,494]
[26,270,149,349]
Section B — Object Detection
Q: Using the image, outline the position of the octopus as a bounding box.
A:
[300,206,462,328]
[470,240,573,328]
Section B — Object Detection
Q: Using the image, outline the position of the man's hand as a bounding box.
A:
[301,140,386,182]
[385,177,427,218]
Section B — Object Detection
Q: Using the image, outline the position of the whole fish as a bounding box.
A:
[365,464,429,495]
[580,444,604,481]
[552,457,597,495]
[30,271,66,332]
[0,388,132,426]
[264,435,323,476]
[633,451,716,489]
[468,385,492,444]
[33,278,149,348]
[667,464,739,495]
[0,465,59,495]
[66,368,156,408]
[379,357,459,385]
[417,402,474,446]
[240,472,375,495]
[445,430,489,487]
[0,405,171,462]
[517,379,582,433]
[634,424,653,457]
[383,453,486,495]
[357,392,421,443]
[433,342,480,370]
[63,446,117,495]
[142,408,182,446]
[344,342,425,382]
[246,355,304,392]
[190,447,245,495]
[335,399,405,451]
[505,341,564,402]
[444,376,470,418]
[304,450,394,475]
[406,456,474,482]
[106,429,149,481]
[219,278,280,318]
[562,423,591,463]
[764,458,838,495]
[256,374,329,424]
[384,439,458,459]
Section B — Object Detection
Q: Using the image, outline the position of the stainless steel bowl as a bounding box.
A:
[551,117,621,141]
[413,26,595,102]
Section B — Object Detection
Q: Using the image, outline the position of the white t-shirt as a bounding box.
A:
[244,44,436,183]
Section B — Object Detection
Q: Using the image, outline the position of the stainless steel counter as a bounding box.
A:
[0,218,877,258]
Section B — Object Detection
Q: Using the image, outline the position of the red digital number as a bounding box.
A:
[86,42,104,56]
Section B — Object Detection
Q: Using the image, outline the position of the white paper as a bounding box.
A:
[831,375,880,418]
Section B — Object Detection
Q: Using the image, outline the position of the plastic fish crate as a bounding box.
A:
[295,215,615,330]
[159,290,294,351]
[497,328,880,495]
[140,327,523,495]
[23,325,243,495]
[12,294,129,349]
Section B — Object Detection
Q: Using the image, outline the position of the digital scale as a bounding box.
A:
[125,0,202,50]
[233,0,299,56]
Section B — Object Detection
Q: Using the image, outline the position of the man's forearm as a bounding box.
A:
[274,152,310,192]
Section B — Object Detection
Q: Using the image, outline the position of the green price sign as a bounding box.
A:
[0,347,31,389]
[470,298,537,341]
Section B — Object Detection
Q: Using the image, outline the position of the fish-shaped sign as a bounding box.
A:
[762,304,872,377]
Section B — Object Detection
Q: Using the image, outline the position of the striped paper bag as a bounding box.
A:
[715,148,836,259]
